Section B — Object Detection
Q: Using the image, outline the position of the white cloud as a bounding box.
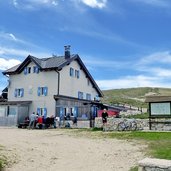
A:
[138,51,171,65]
[91,50,171,90]
[13,0,18,7]
[96,75,171,90]
[0,32,39,48]
[80,0,107,9]
[0,47,51,58]
[12,0,59,9]
[0,32,18,42]
[13,0,107,9]
[0,58,21,70]
[13,0,59,10]
[0,31,52,58]
[9,33,17,41]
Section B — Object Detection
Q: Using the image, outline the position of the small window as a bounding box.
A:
[78,91,84,99]
[86,93,91,100]
[14,88,24,97]
[28,67,31,74]
[8,106,17,116]
[33,66,40,73]
[37,107,47,117]
[94,95,100,101]
[75,70,79,78]
[70,67,74,77]
[37,87,48,96]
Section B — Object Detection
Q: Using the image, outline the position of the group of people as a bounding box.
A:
[28,112,57,129]
[27,109,109,129]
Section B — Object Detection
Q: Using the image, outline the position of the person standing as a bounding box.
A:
[29,112,36,129]
[102,109,108,130]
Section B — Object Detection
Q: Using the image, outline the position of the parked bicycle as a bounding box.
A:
[117,119,137,131]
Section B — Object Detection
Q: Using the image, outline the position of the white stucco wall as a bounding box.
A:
[8,62,58,116]
[59,60,99,100]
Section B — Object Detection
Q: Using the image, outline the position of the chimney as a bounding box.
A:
[64,45,71,59]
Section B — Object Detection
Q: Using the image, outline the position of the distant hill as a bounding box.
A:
[102,87,171,108]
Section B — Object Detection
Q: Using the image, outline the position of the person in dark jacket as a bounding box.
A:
[102,109,108,130]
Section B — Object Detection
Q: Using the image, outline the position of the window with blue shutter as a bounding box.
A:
[21,88,24,97]
[77,70,79,78]
[14,88,24,97]
[14,89,17,97]
[86,93,91,100]
[59,107,64,120]
[78,91,83,99]
[24,67,27,75]
[37,87,41,96]
[44,87,48,96]
[37,108,41,116]
[43,108,47,118]
[70,67,74,76]
[73,107,78,117]
[75,70,79,78]
[36,67,39,73]
[33,66,40,74]
[37,87,48,96]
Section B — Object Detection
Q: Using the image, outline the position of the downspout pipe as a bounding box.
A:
[55,70,60,95]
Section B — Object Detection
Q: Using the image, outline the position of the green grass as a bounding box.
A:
[105,131,171,159]
[102,87,171,108]
[0,157,7,170]
[125,113,148,119]
[0,146,7,170]
[129,166,138,171]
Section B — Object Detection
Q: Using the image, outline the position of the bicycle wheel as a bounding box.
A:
[130,122,137,131]
[117,122,125,131]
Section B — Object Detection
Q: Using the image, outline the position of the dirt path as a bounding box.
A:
[0,128,146,171]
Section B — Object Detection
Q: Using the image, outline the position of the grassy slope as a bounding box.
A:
[102,87,171,108]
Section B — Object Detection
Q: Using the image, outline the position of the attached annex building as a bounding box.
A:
[0,46,103,126]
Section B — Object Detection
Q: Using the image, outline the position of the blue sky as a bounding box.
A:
[1,0,171,92]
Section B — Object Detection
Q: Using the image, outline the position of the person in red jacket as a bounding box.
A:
[36,115,43,129]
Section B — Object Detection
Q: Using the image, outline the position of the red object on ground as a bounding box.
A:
[97,110,119,117]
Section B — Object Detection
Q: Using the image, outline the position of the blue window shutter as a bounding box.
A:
[37,87,41,96]
[70,68,74,76]
[14,89,17,97]
[33,66,36,73]
[44,87,48,96]
[21,88,24,97]
[44,108,47,118]
[77,71,79,78]
[36,67,39,73]
[78,91,80,99]
[37,108,40,116]
[59,107,64,118]
[24,67,27,75]
[34,66,39,73]
[73,107,78,117]
[70,68,72,76]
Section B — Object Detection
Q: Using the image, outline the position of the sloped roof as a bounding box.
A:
[3,54,103,97]
[145,95,171,102]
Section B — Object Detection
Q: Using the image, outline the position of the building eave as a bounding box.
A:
[145,95,171,103]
